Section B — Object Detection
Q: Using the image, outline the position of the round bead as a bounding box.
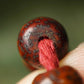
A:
[17,17,68,69]
[32,66,83,84]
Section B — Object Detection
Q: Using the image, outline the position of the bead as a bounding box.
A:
[17,17,68,69]
[32,66,83,84]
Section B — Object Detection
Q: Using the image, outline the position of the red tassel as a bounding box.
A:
[38,39,59,71]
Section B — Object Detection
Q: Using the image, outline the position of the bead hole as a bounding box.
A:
[38,36,49,43]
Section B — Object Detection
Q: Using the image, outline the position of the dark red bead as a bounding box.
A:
[32,66,83,84]
[17,17,68,69]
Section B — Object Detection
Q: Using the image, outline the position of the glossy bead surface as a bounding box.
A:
[32,66,83,84]
[17,17,68,69]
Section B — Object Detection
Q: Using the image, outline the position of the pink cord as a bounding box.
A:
[38,39,59,71]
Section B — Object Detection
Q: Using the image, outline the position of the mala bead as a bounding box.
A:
[17,17,68,69]
[32,66,83,84]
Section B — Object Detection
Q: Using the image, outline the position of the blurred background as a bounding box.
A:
[0,0,84,84]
